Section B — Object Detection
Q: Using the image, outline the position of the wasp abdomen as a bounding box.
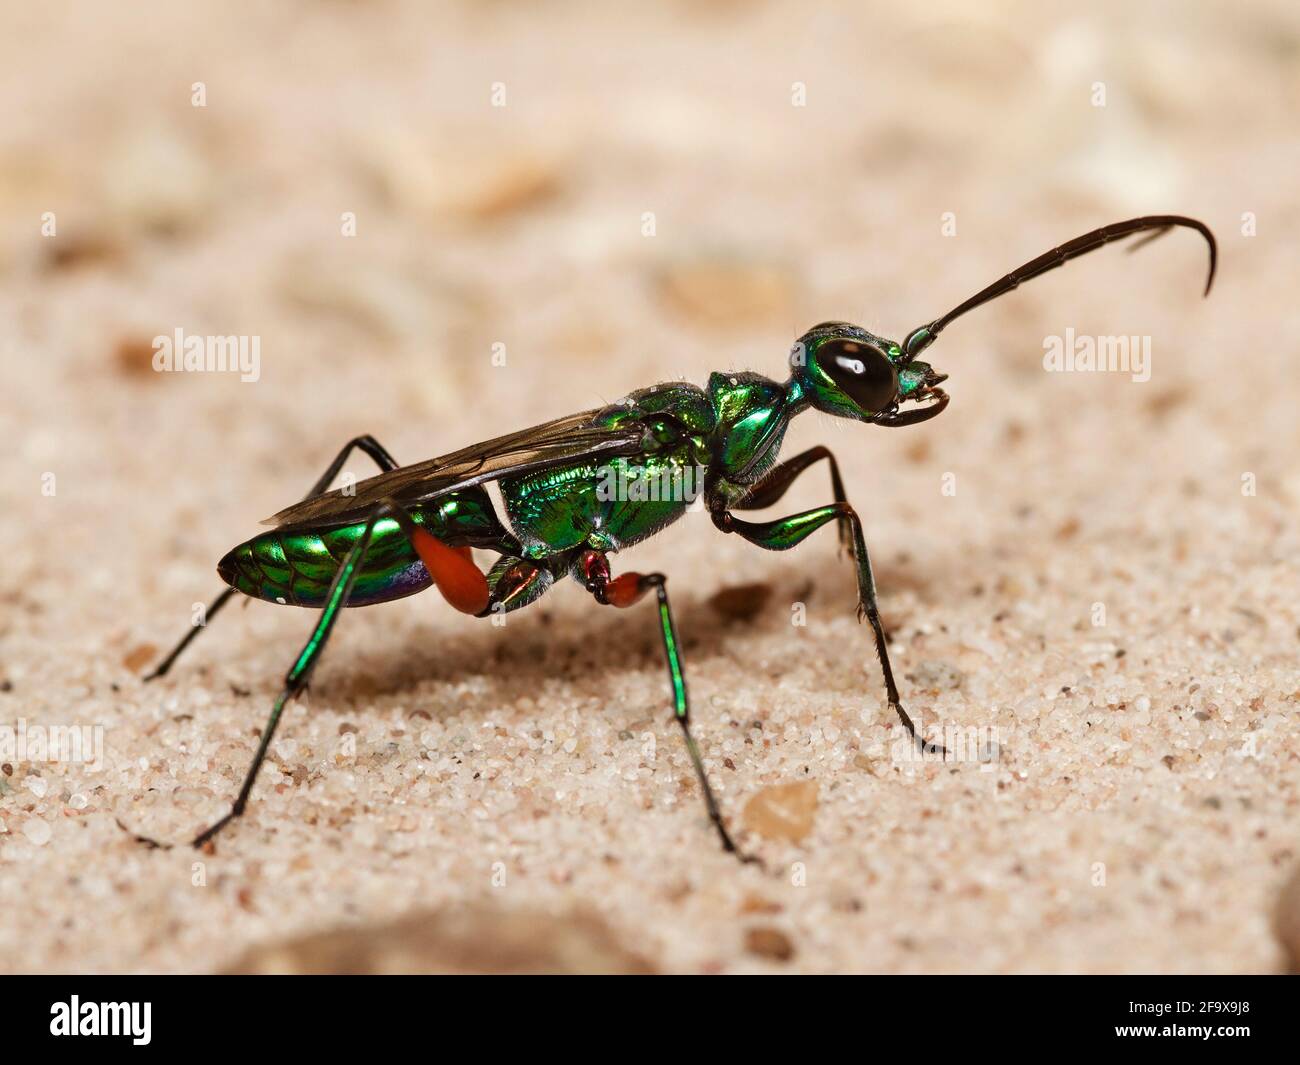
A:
[218,487,511,607]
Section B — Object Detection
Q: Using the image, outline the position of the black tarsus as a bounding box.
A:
[142,587,237,682]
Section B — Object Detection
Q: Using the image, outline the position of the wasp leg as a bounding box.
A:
[144,435,400,680]
[475,556,558,618]
[577,550,760,865]
[174,496,485,850]
[713,503,944,757]
[733,445,853,553]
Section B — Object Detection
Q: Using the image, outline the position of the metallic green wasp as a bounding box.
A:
[137,215,1216,860]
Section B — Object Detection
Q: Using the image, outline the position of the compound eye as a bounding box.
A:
[816,338,899,413]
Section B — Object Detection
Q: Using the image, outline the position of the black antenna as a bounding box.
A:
[902,215,1217,361]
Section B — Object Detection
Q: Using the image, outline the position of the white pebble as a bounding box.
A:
[23,818,52,845]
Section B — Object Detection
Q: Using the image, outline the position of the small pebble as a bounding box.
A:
[708,582,773,622]
[743,780,818,843]
[745,927,795,962]
[122,644,158,673]
[113,336,159,379]
[23,818,52,846]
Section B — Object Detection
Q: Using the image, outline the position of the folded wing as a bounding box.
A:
[266,408,649,530]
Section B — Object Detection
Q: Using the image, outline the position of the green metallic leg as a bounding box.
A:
[714,503,942,755]
[579,552,759,864]
[145,435,400,680]
[187,499,409,848]
[734,445,853,552]
[126,495,482,850]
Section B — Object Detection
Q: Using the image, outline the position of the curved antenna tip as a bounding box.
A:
[1197,218,1218,298]
[902,214,1218,361]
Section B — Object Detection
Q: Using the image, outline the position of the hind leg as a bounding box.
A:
[144,435,400,680]
[135,496,488,849]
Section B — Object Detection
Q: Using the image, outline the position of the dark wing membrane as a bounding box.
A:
[265,408,648,529]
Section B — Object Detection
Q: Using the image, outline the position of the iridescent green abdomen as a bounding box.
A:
[219,487,511,607]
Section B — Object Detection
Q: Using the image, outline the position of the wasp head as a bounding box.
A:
[790,321,949,427]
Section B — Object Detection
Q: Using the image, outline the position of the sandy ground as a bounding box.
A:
[2,1,1298,974]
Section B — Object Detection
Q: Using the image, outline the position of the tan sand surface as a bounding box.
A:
[1,1,1297,973]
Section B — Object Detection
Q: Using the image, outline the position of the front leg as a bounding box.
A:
[712,501,942,755]
[734,445,853,553]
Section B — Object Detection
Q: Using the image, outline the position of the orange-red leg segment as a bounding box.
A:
[411,527,489,615]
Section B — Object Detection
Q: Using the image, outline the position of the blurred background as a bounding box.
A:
[2,1,1298,973]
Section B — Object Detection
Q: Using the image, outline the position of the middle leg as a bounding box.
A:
[576,550,758,863]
